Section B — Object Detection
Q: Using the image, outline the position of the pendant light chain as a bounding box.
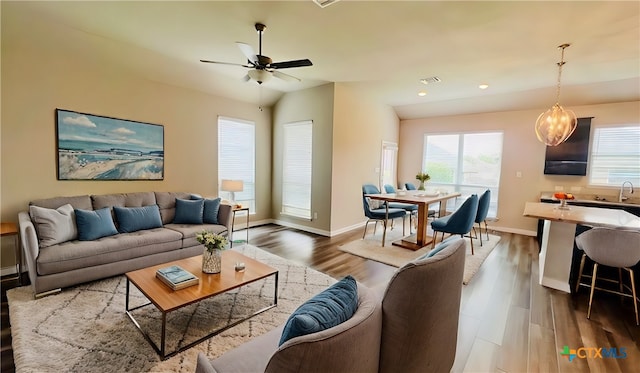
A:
[555,44,569,104]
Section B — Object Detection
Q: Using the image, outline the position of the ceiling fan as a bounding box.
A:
[200,23,313,84]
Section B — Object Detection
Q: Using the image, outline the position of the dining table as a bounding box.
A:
[365,191,461,251]
[523,202,640,293]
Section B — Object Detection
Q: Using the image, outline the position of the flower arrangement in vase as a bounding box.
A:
[415,172,431,191]
[196,230,229,274]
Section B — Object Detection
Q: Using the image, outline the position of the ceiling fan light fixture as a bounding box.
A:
[313,0,341,8]
[535,43,577,146]
[248,69,271,84]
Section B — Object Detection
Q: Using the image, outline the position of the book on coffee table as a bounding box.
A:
[156,265,199,290]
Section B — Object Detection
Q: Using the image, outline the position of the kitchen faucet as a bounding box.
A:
[619,181,634,202]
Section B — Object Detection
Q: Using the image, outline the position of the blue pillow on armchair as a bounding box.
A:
[279,275,358,346]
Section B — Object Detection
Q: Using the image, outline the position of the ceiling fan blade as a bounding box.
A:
[270,59,313,69]
[200,59,252,68]
[272,70,301,82]
[236,42,258,64]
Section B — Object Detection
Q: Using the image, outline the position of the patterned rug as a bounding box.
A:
[338,229,501,285]
[7,245,337,372]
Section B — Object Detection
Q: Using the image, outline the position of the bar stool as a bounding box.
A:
[575,227,640,325]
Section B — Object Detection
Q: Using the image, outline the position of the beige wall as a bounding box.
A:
[271,83,335,234]
[331,83,400,233]
[0,25,272,268]
[399,101,640,235]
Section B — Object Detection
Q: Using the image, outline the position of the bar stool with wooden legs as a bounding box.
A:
[575,227,640,325]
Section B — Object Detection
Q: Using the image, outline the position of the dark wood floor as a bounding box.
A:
[2,224,639,372]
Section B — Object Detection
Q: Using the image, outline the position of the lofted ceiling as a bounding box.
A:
[2,1,639,119]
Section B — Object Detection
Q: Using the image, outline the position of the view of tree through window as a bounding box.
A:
[423,132,503,218]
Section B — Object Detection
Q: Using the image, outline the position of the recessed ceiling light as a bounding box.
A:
[479,84,489,90]
[418,91,427,96]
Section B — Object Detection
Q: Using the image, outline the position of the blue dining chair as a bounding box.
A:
[474,189,491,246]
[405,182,417,190]
[430,194,479,254]
[362,184,406,246]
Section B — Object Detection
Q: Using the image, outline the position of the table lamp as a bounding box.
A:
[220,179,244,206]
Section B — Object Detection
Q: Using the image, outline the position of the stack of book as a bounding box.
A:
[156,265,199,290]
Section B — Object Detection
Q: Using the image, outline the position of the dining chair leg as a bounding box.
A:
[575,253,587,293]
[484,220,489,240]
[588,263,599,319]
[476,223,483,246]
[629,268,639,326]
[432,231,438,249]
[382,219,388,247]
[402,216,406,236]
[362,220,369,239]
[469,234,474,255]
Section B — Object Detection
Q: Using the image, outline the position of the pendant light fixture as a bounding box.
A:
[534,43,577,146]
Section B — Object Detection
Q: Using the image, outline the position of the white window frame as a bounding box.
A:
[422,131,503,218]
[217,116,256,213]
[588,124,640,188]
[282,120,313,220]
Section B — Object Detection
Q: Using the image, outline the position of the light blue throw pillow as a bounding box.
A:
[173,198,204,224]
[75,207,118,241]
[203,198,222,224]
[279,275,358,346]
[113,205,163,233]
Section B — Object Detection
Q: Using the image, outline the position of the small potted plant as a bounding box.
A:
[415,172,431,191]
[196,230,229,274]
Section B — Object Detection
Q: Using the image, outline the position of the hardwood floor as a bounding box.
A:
[1,224,638,372]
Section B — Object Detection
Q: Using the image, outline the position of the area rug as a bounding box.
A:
[338,229,501,285]
[7,245,337,373]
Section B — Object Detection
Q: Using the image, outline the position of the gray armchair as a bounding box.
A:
[379,237,466,373]
[195,283,382,373]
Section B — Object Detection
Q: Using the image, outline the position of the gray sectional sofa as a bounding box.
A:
[18,191,233,297]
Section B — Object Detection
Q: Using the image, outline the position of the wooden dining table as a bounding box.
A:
[366,191,461,251]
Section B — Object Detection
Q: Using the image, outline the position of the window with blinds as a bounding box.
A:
[282,121,313,219]
[218,117,256,212]
[589,125,640,187]
[423,131,503,218]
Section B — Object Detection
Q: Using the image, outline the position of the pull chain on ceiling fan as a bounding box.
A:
[200,23,313,84]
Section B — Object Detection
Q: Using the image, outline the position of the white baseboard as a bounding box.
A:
[1,266,20,277]
[272,219,332,237]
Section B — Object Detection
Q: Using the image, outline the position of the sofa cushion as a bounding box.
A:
[36,227,183,275]
[29,204,77,248]
[203,198,222,224]
[173,198,204,224]
[30,195,93,210]
[164,223,227,248]
[279,275,358,346]
[75,207,118,241]
[113,205,163,233]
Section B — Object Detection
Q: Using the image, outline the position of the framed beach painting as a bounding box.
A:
[56,109,164,180]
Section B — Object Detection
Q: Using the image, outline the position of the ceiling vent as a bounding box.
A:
[420,77,442,85]
[313,0,341,8]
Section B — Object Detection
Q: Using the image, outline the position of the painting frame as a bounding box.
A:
[56,109,164,180]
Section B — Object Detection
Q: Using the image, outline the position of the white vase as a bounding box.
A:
[202,247,222,274]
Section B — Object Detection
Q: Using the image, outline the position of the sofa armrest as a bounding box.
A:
[217,204,234,239]
[18,211,40,288]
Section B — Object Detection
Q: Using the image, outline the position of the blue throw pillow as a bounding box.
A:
[203,198,222,224]
[279,275,358,346]
[75,207,118,241]
[173,198,204,224]
[113,205,163,233]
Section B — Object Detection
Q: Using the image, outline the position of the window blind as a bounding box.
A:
[218,117,256,212]
[282,121,313,219]
[589,125,640,186]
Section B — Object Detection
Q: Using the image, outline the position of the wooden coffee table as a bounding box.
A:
[125,250,278,360]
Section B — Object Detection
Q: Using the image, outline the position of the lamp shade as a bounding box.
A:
[248,69,271,84]
[220,179,244,192]
[535,103,577,146]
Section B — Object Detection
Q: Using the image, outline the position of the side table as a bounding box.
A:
[1,222,21,284]
[231,206,250,247]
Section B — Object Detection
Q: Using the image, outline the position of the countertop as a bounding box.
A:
[523,202,640,230]
[539,192,640,208]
